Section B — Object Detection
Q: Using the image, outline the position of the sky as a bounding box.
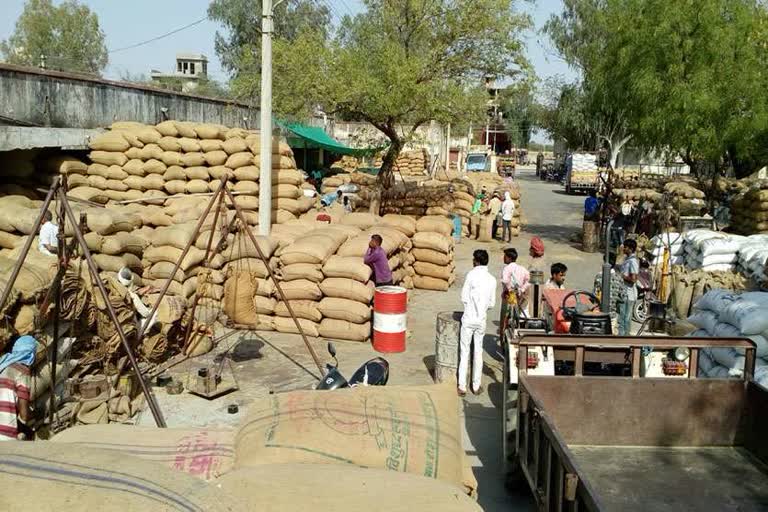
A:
[0,0,575,84]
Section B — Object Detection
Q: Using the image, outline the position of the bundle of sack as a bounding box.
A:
[410,216,456,291]
[374,149,428,176]
[688,289,768,387]
[668,265,750,319]
[45,382,479,509]
[648,231,685,266]
[321,170,376,196]
[730,184,768,235]
[682,229,744,272]
[737,235,768,287]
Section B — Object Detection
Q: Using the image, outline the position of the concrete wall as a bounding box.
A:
[0,63,258,130]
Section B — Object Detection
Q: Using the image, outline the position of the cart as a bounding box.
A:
[503,334,768,511]
[498,156,516,178]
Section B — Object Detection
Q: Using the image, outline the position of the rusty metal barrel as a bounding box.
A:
[434,311,462,383]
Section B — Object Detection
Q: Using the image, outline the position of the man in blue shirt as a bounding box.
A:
[584,190,600,221]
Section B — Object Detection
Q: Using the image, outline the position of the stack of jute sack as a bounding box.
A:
[373,149,428,176]
[411,216,455,291]
[329,155,360,173]
[451,175,523,239]
[688,289,768,387]
[682,229,744,272]
[730,183,768,235]
[668,265,749,319]
[320,170,376,196]
[663,181,706,216]
[375,182,455,217]
[48,382,480,508]
[72,121,314,223]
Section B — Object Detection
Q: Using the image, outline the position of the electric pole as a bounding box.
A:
[258,0,281,235]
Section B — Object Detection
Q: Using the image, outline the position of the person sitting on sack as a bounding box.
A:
[364,234,393,286]
[544,263,568,290]
[0,336,37,441]
[459,249,496,397]
[39,210,59,256]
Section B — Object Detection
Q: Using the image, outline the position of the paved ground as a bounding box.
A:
[137,166,604,511]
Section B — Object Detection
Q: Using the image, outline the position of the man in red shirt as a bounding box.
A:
[0,336,36,441]
[363,234,393,286]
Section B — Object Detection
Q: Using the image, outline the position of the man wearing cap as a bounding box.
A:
[364,234,393,286]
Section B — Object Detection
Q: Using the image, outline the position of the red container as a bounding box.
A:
[373,286,407,353]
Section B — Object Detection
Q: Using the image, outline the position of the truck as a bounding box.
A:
[565,152,599,194]
[465,147,496,174]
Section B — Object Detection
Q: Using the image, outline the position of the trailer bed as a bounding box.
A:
[569,445,768,511]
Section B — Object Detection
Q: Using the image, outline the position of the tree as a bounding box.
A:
[0,0,108,74]
[208,0,332,77]
[538,79,597,151]
[258,0,530,187]
[547,0,768,176]
[500,80,539,148]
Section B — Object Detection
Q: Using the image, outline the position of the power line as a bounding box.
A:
[108,17,208,54]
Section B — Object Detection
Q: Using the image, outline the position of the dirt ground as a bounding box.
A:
[137,166,604,511]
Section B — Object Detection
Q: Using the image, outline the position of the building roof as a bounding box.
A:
[176,53,208,61]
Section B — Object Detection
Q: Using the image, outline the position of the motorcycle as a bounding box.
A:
[632,258,655,323]
[315,342,390,390]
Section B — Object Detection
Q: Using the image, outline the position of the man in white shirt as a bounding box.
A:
[459,249,497,396]
[501,192,516,242]
[38,211,58,256]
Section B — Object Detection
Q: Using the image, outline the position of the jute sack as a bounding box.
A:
[178,137,201,152]
[413,275,450,291]
[233,166,259,181]
[319,277,374,304]
[234,180,259,194]
[182,152,206,167]
[165,180,186,194]
[194,123,226,140]
[146,262,185,282]
[276,279,322,301]
[279,263,324,282]
[200,138,223,152]
[318,318,371,342]
[161,150,184,167]
[274,300,323,322]
[100,232,146,256]
[318,297,371,323]
[158,136,182,152]
[226,152,255,169]
[271,184,302,199]
[271,154,297,169]
[221,234,277,262]
[222,137,248,154]
[414,261,454,281]
[87,174,108,189]
[416,216,453,237]
[139,143,164,160]
[186,179,210,194]
[143,158,167,175]
[151,223,198,250]
[144,246,205,271]
[412,232,453,254]
[0,442,246,511]
[224,271,270,324]
[234,382,475,494]
[89,151,128,167]
[271,168,304,186]
[51,424,236,481]
[339,212,380,230]
[205,150,229,166]
[280,228,349,265]
[274,209,296,224]
[412,248,453,266]
[123,159,145,176]
[223,258,274,279]
[273,316,319,336]
[322,256,372,283]
[89,132,130,152]
[215,464,480,511]
[382,214,416,237]
[234,195,259,210]
[155,120,179,136]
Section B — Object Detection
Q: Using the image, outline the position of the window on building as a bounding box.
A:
[183,62,188,73]
[202,62,207,75]
[190,62,195,75]
[177,61,182,72]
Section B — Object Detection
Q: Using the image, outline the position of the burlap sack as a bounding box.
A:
[233,166,259,181]
[234,195,259,210]
[146,261,185,282]
[143,158,167,175]
[273,316,319,336]
[155,120,179,136]
[280,228,349,265]
[68,174,89,187]
[223,258,274,279]
[271,184,301,200]
[44,155,87,175]
[89,132,130,152]
[134,126,162,144]
[177,137,201,152]
[412,248,453,266]
[318,297,371,323]
[51,424,235,481]
[180,152,206,167]
[87,175,108,189]
[274,300,323,322]
[144,246,205,271]
[271,154,296,169]
[181,166,207,180]
[222,137,248,155]
[89,151,128,167]
[225,127,248,139]
[93,253,142,273]
[276,279,322,300]
[412,232,453,254]
[105,179,129,192]
[161,150,184,167]
[194,123,225,140]
[271,168,304,186]
[200,138,223,152]
[142,174,165,191]
[322,256,372,283]
[140,143,164,160]
[234,382,474,494]
[86,163,109,178]
[416,216,453,236]
[0,442,246,511]
[224,271,271,324]
[162,165,186,181]
[382,214,417,236]
[279,263,324,282]
[317,279,372,305]
[205,150,229,166]
[248,139,293,156]
[226,152,255,169]
[175,121,199,138]
[318,318,371,342]
[164,180,186,194]
[233,180,259,194]
[121,159,144,177]
[100,232,146,256]
[158,136,182,152]
[186,179,210,194]
[414,261,454,281]
[105,165,128,180]
[0,231,21,250]
[413,275,450,291]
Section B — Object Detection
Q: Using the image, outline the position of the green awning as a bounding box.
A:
[278,120,382,156]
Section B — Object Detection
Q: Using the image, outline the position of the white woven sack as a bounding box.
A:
[693,289,739,313]
[719,292,768,335]
[687,310,717,334]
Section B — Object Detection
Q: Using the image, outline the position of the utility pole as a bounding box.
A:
[258,0,281,236]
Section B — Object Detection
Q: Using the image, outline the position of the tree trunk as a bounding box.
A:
[377,137,403,189]
[607,134,631,170]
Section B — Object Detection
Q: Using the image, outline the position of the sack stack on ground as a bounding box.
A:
[737,235,768,287]
[648,231,684,266]
[663,181,706,216]
[731,184,768,235]
[411,216,456,291]
[682,229,743,272]
[688,289,768,387]
[369,149,428,177]
[668,265,750,318]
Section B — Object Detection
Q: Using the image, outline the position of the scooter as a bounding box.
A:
[315,342,390,390]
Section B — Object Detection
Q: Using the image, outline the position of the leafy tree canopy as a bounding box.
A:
[0,0,108,74]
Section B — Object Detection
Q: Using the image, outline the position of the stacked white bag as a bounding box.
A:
[688,288,768,387]
[737,235,768,286]
[683,229,743,272]
[649,231,684,266]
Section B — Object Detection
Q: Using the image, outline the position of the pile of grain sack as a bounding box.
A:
[731,183,768,235]
[412,216,456,291]
[377,149,429,176]
[688,289,768,387]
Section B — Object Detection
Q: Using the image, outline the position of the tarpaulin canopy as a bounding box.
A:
[278,120,382,157]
